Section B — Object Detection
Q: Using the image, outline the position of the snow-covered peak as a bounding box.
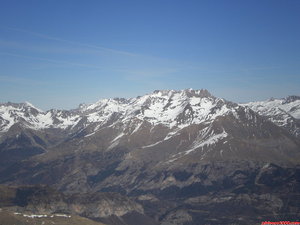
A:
[83,98,129,112]
[243,96,300,120]
[8,89,300,135]
[0,101,80,132]
[23,101,43,112]
[0,89,230,133]
[283,95,300,104]
[242,96,300,137]
[77,89,232,129]
[150,88,213,99]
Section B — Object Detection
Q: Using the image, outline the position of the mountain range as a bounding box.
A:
[0,89,300,225]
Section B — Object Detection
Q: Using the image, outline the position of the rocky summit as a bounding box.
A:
[0,89,300,225]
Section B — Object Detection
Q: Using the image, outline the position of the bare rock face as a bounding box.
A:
[1,89,300,225]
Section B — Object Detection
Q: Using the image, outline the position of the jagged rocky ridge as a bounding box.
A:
[0,89,300,225]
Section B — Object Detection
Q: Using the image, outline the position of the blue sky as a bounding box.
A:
[0,0,299,110]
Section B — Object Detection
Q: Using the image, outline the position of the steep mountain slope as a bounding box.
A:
[1,89,300,225]
[1,90,299,165]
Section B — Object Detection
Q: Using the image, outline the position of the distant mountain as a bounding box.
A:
[0,89,231,132]
[242,96,300,137]
[0,89,300,225]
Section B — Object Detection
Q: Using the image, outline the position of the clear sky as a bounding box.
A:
[0,0,299,110]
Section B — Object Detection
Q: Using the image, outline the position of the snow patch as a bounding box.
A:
[141,140,164,148]
[111,132,125,143]
[23,214,48,218]
[84,132,95,138]
[131,122,142,135]
[185,130,228,155]
[20,213,71,218]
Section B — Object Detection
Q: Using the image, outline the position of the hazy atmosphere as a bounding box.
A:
[0,0,299,110]
[1,2,300,225]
